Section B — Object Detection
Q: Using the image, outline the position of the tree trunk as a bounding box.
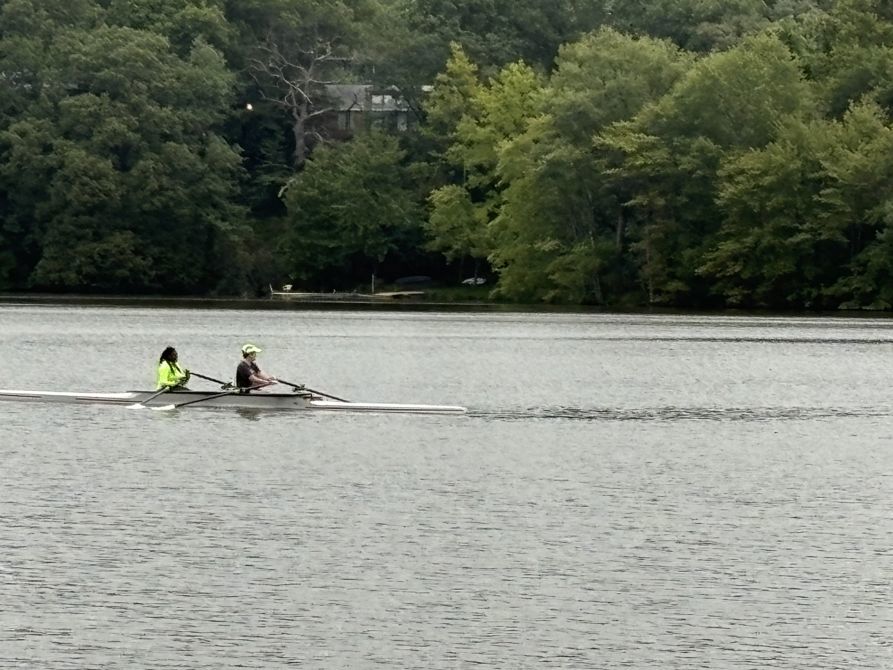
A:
[616,210,625,251]
[292,101,308,168]
[646,238,654,304]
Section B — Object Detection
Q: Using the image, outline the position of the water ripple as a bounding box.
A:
[471,405,890,422]
[2,306,892,669]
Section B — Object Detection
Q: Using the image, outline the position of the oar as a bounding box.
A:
[277,379,349,403]
[189,371,234,389]
[154,383,268,411]
[127,387,171,409]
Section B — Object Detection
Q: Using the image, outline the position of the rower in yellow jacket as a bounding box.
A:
[156,346,190,390]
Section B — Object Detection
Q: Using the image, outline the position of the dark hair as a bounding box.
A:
[159,346,177,364]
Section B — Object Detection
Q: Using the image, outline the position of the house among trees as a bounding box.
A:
[323,84,416,137]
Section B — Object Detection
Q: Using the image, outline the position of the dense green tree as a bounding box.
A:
[598,33,814,304]
[0,17,244,292]
[423,44,481,140]
[421,41,482,173]
[371,0,612,114]
[603,0,832,52]
[2,0,893,304]
[0,0,103,287]
[767,0,832,19]
[698,119,832,306]
[105,0,233,56]
[702,101,893,308]
[448,61,543,188]
[491,28,693,303]
[642,33,814,148]
[796,0,893,116]
[604,0,771,52]
[281,131,422,289]
[425,184,488,279]
[425,59,542,285]
[823,104,893,307]
[395,0,584,76]
[492,115,611,303]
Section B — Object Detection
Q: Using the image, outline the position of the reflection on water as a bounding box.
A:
[234,408,264,422]
[1,304,891,669]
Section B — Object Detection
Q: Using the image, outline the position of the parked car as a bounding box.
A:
[461,277,486,285]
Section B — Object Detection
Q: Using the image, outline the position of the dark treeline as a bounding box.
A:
[4,0,893,308]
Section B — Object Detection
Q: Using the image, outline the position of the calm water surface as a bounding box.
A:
[0,304,891,668]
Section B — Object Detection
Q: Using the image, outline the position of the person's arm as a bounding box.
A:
[249,369,276,385]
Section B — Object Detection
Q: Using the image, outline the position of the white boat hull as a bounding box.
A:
[0,389,467,414]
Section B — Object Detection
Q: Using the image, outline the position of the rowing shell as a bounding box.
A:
[0,389,467,414]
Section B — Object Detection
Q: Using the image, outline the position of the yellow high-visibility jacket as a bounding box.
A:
[156,361,189,389]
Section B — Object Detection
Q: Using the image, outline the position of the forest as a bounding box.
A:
[3,0,893,309]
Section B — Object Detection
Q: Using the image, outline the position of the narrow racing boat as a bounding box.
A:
[0,388,467,414]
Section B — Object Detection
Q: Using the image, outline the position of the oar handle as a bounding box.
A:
[275,379,304,390]
[277,379,349,403]
[189,371,230,386]
[169,383,269,409]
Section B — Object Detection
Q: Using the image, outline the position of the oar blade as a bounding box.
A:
[127,388,170,409]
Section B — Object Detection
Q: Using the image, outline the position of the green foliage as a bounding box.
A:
[449,61,543,186]
[822,104,893,306]
[701,101,893,308]
[105,0,232,56]
[492,29,693,304]
[424,58,541,287]
[699,120,829,306]
[282,132,423,288]
[425,184,487,262]
[597,125,727,304]
[423,43,481,149]
[643,33,814,148]
[395,0,582,75]
[0,0,100,37]
[606,0,778,52]
[1,0,893,306]
[589,33,815,304]
[798,0,893,116]
[547,28,695,142]
[0,13,245,292]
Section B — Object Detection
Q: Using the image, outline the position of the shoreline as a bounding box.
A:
[0,292,539,313]
[2,292,893,319]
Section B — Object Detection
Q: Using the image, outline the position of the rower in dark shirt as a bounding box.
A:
[236,343,277,391]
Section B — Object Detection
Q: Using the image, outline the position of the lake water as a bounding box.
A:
[0,303,891,669]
